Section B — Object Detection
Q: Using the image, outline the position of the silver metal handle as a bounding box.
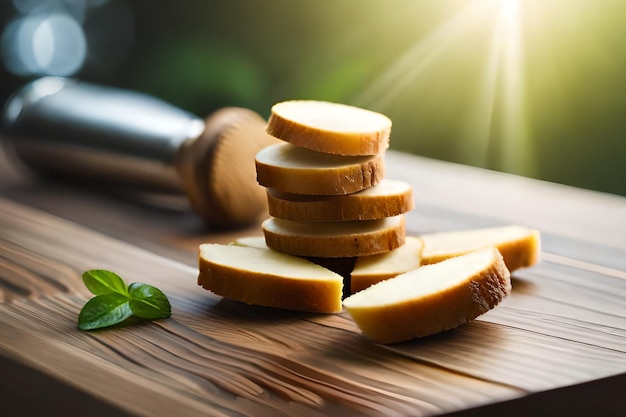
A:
[1,76,205,193]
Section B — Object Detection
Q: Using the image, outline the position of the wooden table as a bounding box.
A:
[0,147,624,417]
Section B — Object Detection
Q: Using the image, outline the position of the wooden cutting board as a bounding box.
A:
[1,151,625,417]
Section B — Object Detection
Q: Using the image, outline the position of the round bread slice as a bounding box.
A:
[350,236,423,294]
[419,225,540,272]
[266,179,414,222]
[262,215,405,258]
[256,142,384,195]
[198,244,343,313]
[343,247,511,344]
[266,100,391,156]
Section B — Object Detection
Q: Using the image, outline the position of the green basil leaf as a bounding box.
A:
[128,282,172,319]
[78,293,133,330]
[82,269,129,296]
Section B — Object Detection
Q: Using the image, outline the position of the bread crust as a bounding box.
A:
[266,100,391,156]
[266,179,413,222]
[198,244,343,313]
[350,236,423,294]
[262,216,406,258]
[343,248,511,343]
[255,143,385,195]
[420,226,541,272]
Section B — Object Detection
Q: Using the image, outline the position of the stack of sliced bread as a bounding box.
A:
[255,100,414,258]
[197,100,542,344]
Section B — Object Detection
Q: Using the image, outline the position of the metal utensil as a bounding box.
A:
[1,77,278,228]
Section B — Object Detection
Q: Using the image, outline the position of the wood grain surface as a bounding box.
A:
[1,150,625,417]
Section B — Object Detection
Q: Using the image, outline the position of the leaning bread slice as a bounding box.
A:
[266,100,391,156]
[256,142,384,195]
[343,247,511,344]
[350,236,423,294]
[232,236,356,285]
[420,225,540,272]
[267,179,414,222]
[231,236,268,250]
[262,215,405,258]
[198,244,343,313]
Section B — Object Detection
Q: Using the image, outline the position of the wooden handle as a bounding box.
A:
[176,107,280,229]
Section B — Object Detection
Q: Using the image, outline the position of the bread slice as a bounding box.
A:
[262,215,405,258]
[255,143,384,195]
[198,244,343,313]
[231,236,268,250]
[266,179,414,222]
[266,100,391,156]
[350,236,423,294]
[419,225,540,272]
[343,247,511,343]
[232,236,356,287]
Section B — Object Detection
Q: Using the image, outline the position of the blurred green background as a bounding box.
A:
[1,0,625,196]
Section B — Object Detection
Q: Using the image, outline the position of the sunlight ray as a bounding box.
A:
[351,1,487,110]
[494,0,534,175]
[461,14,501,168]
[462,0,531,172]
[353,0,535,176]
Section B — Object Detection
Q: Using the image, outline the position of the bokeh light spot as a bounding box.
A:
[1,12,86,77]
